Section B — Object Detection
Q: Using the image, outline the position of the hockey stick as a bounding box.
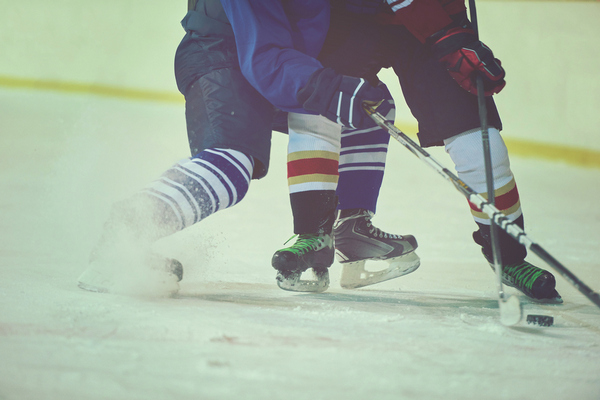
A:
[469,0,522,326]
[363,104,600,310]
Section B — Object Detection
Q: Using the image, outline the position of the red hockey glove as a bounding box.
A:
[297,68,394,129]
[431,26,506,96]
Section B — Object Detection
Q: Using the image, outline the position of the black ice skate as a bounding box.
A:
[334,209,420,289]
[485,255,562,304]
[78,252,183,294]
[473,228,562,303]
[77,196,183,295]
[271,233,334,293]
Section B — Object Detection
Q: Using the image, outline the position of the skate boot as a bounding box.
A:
[334,209,420,289]
[77,195,183,296]
[272,233,334,293]
[499,260,561,303]
[473,229,562,303]
[482,253,562,303]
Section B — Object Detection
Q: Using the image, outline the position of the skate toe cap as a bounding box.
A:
[271,251,300,273]
[531,272,558,300]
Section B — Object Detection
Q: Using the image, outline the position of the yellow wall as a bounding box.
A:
[2,1,599,165]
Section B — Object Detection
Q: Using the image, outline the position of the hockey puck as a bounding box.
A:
[526,314,554,327]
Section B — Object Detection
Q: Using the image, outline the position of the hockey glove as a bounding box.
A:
[297,68,394,129]
[431,26,506,96]
[345,0,385,14]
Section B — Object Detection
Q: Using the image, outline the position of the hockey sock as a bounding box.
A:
[287,112,341,193]
[142,148,254,231]
[337,124,390,213]
[474,215,527,264]
[444,128,526,261]
[290,190,338,235]
[286,112,341,234]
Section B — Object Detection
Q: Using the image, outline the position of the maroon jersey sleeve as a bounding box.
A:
[379,0,467,43]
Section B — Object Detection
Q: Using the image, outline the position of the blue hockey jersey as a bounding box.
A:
[220,0,330,114]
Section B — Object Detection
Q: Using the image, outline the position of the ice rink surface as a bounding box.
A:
[1,88,599,400]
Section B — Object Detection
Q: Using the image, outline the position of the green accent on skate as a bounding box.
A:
[276,234,324,256]
[503,261,544,291]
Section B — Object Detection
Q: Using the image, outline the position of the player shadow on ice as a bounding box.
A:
[301,290,497,305]
[177,281,501,311]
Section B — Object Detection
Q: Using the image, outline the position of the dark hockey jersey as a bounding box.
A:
[220,0,330,114]
[380,0,467,42]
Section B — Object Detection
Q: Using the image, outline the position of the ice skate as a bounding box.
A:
[334,209,420,289]
[473,229,562,303]
[77,196,183,296]
[272,233,334,293]
[78,252,183,295]
[485,256,562,304]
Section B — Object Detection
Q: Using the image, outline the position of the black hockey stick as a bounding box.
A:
[363,104,600,310]
[469,0,521,325]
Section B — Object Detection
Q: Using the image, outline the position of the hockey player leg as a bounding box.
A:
[445,128,562,303]
[272,190,338,293]
[335,122,420,288]
[472,218,562,303]
[79,148,254,295]
[273,113,340,292]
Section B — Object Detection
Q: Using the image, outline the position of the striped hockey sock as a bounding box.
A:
[337,124,390,212]
[143,148,254,231]
[444,127,522,225]
[287,112,341,234]
[287,112,341,194]
[445,128,527,262]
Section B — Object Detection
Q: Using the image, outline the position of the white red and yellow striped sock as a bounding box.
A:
[468,177,522,224]
[444,127,522,226]
[287,112,342,194]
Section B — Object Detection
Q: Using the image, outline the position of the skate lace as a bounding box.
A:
[281,234,324,255]
[504,262,544,290]
[365,219,401,239]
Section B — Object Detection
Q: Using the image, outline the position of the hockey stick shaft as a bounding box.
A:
[363,105,600,309]
[477,77,510,302]
[469,0,508,306]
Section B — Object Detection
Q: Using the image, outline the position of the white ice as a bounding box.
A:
[1,87,599,400]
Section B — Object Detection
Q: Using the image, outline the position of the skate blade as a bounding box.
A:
[276,269,330,293]
[77,267,111,293]
[77,281,109,293]
[523,294,563,305]
[340,251,420,289]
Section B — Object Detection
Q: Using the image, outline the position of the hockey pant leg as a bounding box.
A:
[287,112,341,234]
[444,128,527,263]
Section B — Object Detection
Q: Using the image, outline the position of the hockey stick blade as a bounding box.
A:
[363,103,600,310]
[499,295,523,326]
